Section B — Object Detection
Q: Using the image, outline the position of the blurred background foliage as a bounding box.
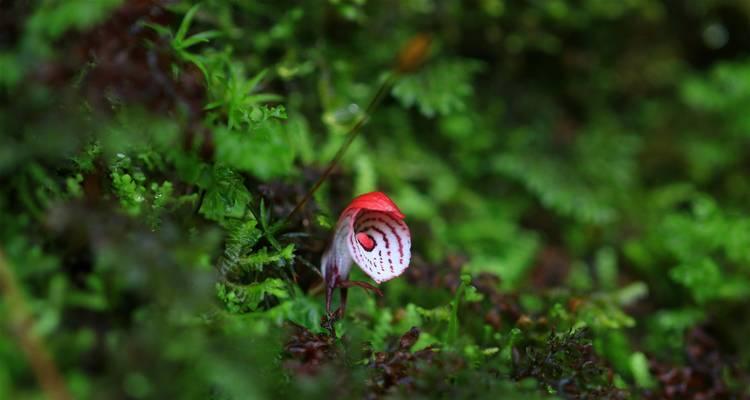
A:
[2,0,750,399]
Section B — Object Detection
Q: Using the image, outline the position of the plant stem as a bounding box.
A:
[283,72,399,225]
[0,250,73,400]
[278,34,431,230]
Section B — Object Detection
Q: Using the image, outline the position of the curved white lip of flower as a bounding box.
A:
[322,192,412,285]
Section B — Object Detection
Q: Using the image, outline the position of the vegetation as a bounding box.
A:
[2,1,750,398]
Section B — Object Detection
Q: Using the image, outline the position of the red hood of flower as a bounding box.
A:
[342,191,405,220]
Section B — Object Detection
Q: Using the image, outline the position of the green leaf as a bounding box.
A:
[175,3,201,43]
[392,59,482,117]
[238,244,295,272]
[214,110,296,180]
[199,166,252,221]
[629,352,656,388]
[178,30,222,50]
[216,279,290,313]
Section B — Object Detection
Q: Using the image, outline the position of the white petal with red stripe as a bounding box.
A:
[347,210,411,283]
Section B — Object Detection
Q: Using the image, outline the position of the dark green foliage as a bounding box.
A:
[513,329,627,398]
[392,59,483,117]
[3,1,750,399]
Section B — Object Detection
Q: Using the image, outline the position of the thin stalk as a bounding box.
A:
[283,72,399,225]
[279,33,431,230]
[0,250,73,400]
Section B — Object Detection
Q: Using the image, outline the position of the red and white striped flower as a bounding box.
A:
[322,192,412,287]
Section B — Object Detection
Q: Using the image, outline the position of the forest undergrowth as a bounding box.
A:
[2,1,750,399]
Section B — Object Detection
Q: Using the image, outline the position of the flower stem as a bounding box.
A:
[281,33,432,228]
[283,72,398,225]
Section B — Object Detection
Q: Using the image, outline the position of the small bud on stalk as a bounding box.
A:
[396,33,432,73]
